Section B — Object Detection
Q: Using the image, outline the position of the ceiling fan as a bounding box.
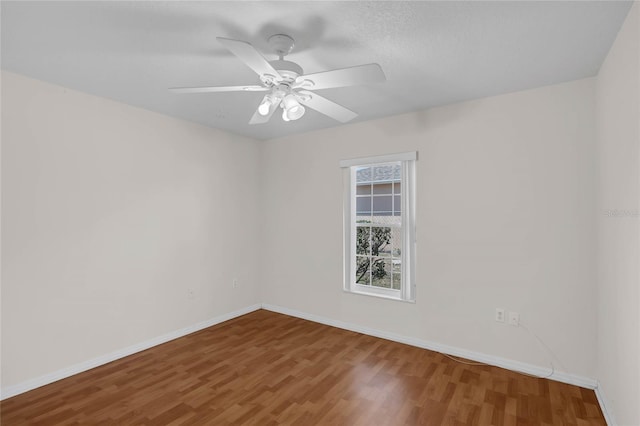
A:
[169,34,386,124]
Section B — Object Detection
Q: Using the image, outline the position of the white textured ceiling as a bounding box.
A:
[1,1,632,140]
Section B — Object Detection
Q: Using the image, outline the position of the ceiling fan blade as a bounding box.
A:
[296,63,385,91]
[217,37,282,80]
[297,90,358,123]
[249,101,279,125]
[169,85,268,94]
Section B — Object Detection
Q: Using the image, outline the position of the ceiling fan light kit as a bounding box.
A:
[169,33,386,125]
[258,92,278,116]
[281,94,305,121]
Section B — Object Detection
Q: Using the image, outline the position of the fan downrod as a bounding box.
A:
[266,34,302,81]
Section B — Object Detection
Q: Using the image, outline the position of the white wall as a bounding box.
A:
[595,3,640,425]
[1,71,261,388]
[260,78,597,378]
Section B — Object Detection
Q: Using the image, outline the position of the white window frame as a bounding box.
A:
[340,152,417,302]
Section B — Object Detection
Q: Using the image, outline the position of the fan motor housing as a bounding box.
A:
[269,60,303,82]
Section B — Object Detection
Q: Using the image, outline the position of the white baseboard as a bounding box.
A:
[0,303,262,400]
[595,382,617,426]
[261,303,598,390]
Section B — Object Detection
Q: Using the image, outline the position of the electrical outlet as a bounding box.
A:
[508,311,520,326]
[495,308,505,323]
[232,278,238,288]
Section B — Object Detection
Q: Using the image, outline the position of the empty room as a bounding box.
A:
[1,1,638,425]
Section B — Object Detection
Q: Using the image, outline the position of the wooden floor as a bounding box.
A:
[1,310,605,425]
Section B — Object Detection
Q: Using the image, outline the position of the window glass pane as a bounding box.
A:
[371,258,392,288]
[356,196,372,214]
[393,195,401,216]
[356,167,371,183]
[356,226,371,255]
[394,181,401,194]
[392,271,402,290]
[373,183,392,195]
[373,196,392,214]
[372,227,392,257]
[372,164,400,182]
[391,227,402,257]
[356,184,371,195]
[379,246,392,257]
[356,256,370,285]
[370,227,391,257]
[392,258,402,273]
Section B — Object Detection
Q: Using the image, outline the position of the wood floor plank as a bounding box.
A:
[1,310,605,425]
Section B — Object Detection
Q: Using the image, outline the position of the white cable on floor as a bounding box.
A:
[440,353,487,366]
[520,320,567,373]
[438,319,562,380]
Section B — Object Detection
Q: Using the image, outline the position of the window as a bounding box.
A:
[340,152,416,302]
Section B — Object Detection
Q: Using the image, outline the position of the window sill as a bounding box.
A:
[343,288,416,304]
